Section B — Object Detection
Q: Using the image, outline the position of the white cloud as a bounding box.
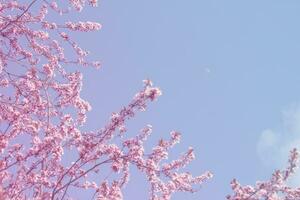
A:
[257,129,281,167]
[204,67,211,73]
[257,104,300,184]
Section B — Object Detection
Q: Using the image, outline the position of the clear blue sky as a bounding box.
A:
[70,0,300,199]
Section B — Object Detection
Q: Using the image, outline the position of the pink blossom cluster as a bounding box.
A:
[0,1,211,199]
[65,21,102,32]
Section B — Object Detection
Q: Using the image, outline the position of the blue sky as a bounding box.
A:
[69,0,300,199]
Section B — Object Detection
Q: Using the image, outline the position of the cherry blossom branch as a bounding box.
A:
[227,148,300,200]
[0,0,39,33]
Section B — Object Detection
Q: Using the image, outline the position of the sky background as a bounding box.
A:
[66,0,300,199]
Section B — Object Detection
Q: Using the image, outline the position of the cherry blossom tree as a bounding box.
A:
[0,1,212,199]
[1,1,300,200]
